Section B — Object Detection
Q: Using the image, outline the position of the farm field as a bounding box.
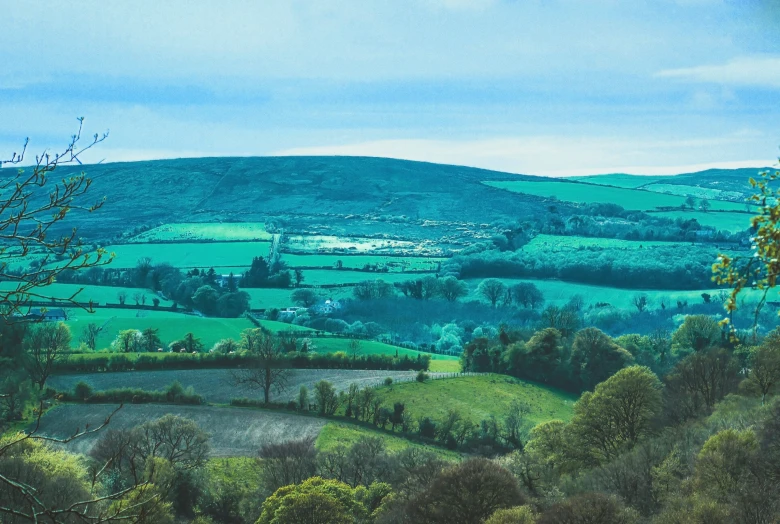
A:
[284,235,417,253]
[48,369,451,404]
[301,269,420,286]
[35,404,327,457]
[646,210,753,232]
[465,277,764,310]
[483,180,749,213]
[128,222,273,242]
[281,253,446,271]
[374,375,576,426]
[66,311,255,350]
[243,286,353,309]
[0,282,171,307]
[101,242,272,269]
[643,183,745,201]
[316,422,461,460]
[569,174,667,188]
[310,337,459,361]
[523,234,690,253]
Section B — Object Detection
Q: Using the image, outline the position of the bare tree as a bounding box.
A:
[79,322,103,351]
[0,119,111,315]
[23,322,71,390]
[348,338,362,362]
[632,293,649,313]
[116,291,127,305]
[230,332,291,403]
[477,279,507,308]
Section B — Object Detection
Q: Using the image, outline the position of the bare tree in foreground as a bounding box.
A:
[230,331,292,403]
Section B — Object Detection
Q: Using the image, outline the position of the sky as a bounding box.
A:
[1,0,779,176]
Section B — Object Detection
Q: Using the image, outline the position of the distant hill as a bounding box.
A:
[32,156,571,240]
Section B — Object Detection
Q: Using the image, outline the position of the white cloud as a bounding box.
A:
[656,56,780,88]
[272,135,771,177]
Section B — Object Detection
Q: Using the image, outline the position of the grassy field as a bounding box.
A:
[206,457,262,490]
[646,210,753,233]
[316,422,460,460]
[523,234,689,253]
[483,180,750,212]
[643,183,745,202]
[464,277,765,310]
[35,404,327,457]
[129,222,272,242]
[243,287,354,309]
[66,310,255,350]
[301,269,422,286]
[373,375,576,426]
[49,369,450,404]
[101,242,272,269]
[0,282,170,307]
[281,253,446,271]
[284,235,417,253]
[310,338,459,361]
[569,174,667,188]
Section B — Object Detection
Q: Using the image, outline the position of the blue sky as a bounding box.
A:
[2,0,778,176]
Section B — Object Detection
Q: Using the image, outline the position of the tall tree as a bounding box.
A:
[478,279,507,308]
[230,332,291,403]
[23,322,71,390]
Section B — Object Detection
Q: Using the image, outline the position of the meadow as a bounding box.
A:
[646,210,753,232]
[300,269,420,286]
[128,222,273,242]
[102,242,272,269]
[569,174,667,188]
[643,183,745,202]
[316,422,461,460]
[373,375,576,426]
[0,282,170,306]
[284,235,417,253]
[483,180,750,212]
[281,253,446,271]
[523,234,688,253]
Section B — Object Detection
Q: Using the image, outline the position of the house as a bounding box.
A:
[25,308,67,321]
[314,299,343,315]
[216,273,243,288]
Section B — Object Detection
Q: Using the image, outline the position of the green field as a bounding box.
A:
[129,222,272,242]
[0,282,170,307]
[316,422,460,460]
[569,174,667,188]
[301,269,422,286]
[646,210,753,233]
[523,234,688,253]
[66,310,255,350]
[284,235,417,253]
[643,183,745,202]
[373,375,576,426]
[281,253,446,271]
[243,286,354,309]
[483,180,749,212]
[465,277,764,310]
[309,338,459,361]
[102,242,272,269]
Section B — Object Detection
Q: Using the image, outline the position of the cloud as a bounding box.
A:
[272,135,770,177]
[656,56,780,88]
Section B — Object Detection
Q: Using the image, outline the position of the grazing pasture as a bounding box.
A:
[643,183,745,202]
[483,180,749,212]
[523,234,687,253]
[35,404,326,457]
[281,253,446,271]
[284,235,417,253]
[646,210,752,233]
[316,422,460,460]
[300,269,420,286]
[128,222,273,242]
[569,174,667,188]
[0,282,170,307]
[375,375,576,426]
[48,369,449,404]
[101,242,272,269]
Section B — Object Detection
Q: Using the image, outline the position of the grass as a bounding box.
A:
[428,359,461,372]
[282,253,446,271]
[0,282,171,307]
[646,210,753,233]
[66,311,255,350]
[284,235,417,253]
[311,338,458,360]
[206,457,262,488]
[129,222,272,242]
[243,287,354,309]
[483,180,750,212]
[569,174,668,188]
[301,269,422,286]
[643,183,745,202]
[101,242,272,269]
[523,234,689,253]
[374,375,577,427]
[316,422,460,460]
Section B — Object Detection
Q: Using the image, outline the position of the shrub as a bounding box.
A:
[416,370,430,382]
[73,381,92,401]
[384,377,393,386]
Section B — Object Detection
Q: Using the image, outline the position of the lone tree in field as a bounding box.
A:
[231,331,291,403]
[632,293,649,313]
[0,123,163,522]
[23,322,71,390]
[478,278,507,308]
[684,195,697,210]
[348,338,362,362]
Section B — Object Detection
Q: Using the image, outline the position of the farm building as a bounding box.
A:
[25,308,68,321]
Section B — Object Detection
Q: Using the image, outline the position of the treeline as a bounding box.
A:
[58,380,204,405]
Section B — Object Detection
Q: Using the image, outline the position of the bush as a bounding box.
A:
[384,377,393,386]
[416,370,430,382]
[73,381,92,401]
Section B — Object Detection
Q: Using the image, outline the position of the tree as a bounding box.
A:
[632,293,649,313]
[79,322,103,351]
[182,332,203,353]
[538,492,639,524]
[113,329,142,353]
[292,288,319,308]
[314,380,341,415]
[439,276,469,302]
[215,291,250,317]
[258,437,318,494]
[23,322,71,390]
[664,349,740,419]
[192,285,220,316]
[141,327,162,352]
[352,279,395,301]
[685,195,697,210]
[671,315,721,353]
[117,291,127,305]
[408,458,525,524]
[570,327,634,391]
[746,344,780,404]
[478,279,507,308]
[0,373,31,422]
[515,328,562,383]
[294,268,304,287]
[699,198,711,212]
[348,339,362,362]
[511,282,545,309]
[568,366,663,463]
[694,429,759,503]
[486,506,538,524]
[230,332,291,403]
